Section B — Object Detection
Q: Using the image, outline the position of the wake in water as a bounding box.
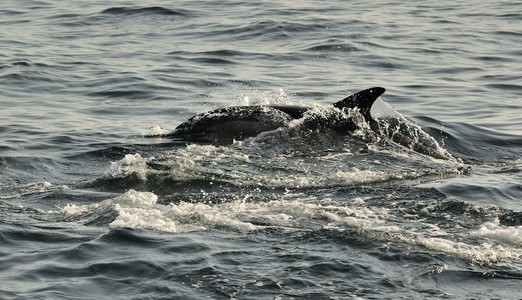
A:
[65,88,521,271]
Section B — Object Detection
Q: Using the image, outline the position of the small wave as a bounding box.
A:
[190,57,236,65]
[435,121,522,164]
[166,49,274,62]
[67,5,193,27]
[86,89,153,99]
[205,20,326,41]
[304,43,360,52]
[198,49,248,57]
[99,6,189,17]
[435,172,522,211]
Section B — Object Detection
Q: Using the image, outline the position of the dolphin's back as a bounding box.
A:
[172,105,301,142]
[268,105,310,119]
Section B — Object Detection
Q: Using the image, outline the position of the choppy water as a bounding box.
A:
[1,1,521,299]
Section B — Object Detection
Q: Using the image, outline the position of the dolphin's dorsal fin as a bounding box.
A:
[333,87,385,121]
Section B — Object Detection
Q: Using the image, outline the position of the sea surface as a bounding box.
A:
[1,1,521,299]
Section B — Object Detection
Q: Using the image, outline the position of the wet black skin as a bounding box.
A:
[172,87,385,142]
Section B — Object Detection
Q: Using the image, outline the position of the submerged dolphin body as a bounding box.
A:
[171,87,455,160]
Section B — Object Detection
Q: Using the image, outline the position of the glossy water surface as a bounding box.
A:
[1,1,521,299]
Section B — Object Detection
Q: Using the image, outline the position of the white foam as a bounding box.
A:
[471,218,522,246]
[113,189,158,206]
[62,189,158,215]
[59,189,522,264]
[167,137,391,189]
[62,203,90,215]
[110,204,179,232]
[143,124,170,136]
[406,234,521,264]
[105,191,262,233]
[107,153,149,180]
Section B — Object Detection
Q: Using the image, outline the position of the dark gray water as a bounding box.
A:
[1,1,521,299]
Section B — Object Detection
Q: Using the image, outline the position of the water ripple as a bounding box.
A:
[1,0,521,298]
[99,6,190,17]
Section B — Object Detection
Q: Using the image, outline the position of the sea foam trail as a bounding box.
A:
[60,189,522,265]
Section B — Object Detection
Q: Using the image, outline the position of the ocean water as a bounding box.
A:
[1,0,521,299]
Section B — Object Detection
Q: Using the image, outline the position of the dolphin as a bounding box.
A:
[170,87,456,161]
[172,87,384,140]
